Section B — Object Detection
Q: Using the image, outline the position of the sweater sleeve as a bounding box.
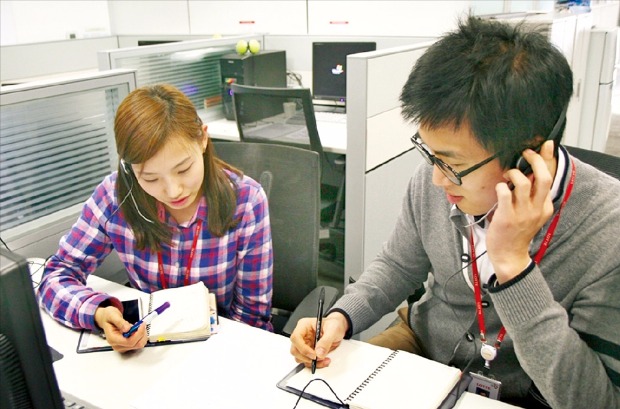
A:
[490,264,620,409]
[331,170,432,335]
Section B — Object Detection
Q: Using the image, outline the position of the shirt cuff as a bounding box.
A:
[93,297,123,330]
[488,260,536,293]
[326,308,354,339]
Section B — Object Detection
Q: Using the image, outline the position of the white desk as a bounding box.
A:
[40,275,517,409]
[41,276,311,409]
[207,118,347,155]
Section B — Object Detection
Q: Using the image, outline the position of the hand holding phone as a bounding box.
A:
[513,142,545,177]
[488,141,556,283]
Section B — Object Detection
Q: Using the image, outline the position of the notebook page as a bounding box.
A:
[285,339,394,403]
[148,282,210,341]
[350,351,462,409]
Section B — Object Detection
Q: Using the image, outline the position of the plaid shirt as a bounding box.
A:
[37,170,273,332]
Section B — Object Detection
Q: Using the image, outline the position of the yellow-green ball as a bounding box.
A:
[236,40,248,55]
[248,39,261,54]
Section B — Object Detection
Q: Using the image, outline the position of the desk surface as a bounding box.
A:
[41,275,517,409]
[207,118,347,155]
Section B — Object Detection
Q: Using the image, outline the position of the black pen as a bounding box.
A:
[312,287,325,374]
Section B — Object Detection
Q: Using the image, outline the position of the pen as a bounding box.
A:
[312,287,325,374]
[123,301,170,338]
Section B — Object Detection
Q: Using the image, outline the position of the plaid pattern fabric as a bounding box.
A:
[38,170,273,332]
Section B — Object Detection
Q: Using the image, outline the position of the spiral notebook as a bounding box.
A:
[278,339,462,409]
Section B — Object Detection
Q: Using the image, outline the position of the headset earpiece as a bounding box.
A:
[120,159,131,175]
[118,158,154,224]
[514,155,532,175]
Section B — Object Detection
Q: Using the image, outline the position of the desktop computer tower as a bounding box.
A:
[220,50,287,120]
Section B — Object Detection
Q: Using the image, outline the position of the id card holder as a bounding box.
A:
[467,371,502,400]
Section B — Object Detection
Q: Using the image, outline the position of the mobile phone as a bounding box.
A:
[121,299,141,324]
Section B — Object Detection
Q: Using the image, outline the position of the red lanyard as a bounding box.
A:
[469,161,576,352]
[157,217,203,289]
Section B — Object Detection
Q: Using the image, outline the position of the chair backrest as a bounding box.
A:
[565,145,620,180]
[230,84,328,164]
[212,141,321,312]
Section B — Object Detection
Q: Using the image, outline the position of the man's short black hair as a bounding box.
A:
[400,15,573,168]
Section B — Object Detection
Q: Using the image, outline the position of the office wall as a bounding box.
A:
[0,0,111,45]
[1,0,564,84]
[0,37,119,84]
[1,0,561,47]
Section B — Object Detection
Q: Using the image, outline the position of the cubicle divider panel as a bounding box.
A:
[345,42,433,340]
[365,108,413,171]
[97,35,265,124]
[0,70,136,282]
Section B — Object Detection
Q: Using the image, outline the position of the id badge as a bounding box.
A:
[467,371,502,400]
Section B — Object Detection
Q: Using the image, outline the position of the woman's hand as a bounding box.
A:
[94,305,148,353]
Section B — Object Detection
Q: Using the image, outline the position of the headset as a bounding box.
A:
[118,159,154,223]
[512,104,568,176]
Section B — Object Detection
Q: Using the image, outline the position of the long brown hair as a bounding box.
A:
[114,84,241,250]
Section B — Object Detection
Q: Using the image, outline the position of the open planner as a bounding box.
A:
[77,281,217,353]
[278,339,462,409]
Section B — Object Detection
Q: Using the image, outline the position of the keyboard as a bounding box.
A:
[314,111,347,124]
[62,395,93,409]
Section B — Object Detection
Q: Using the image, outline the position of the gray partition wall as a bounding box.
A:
[345,42,434,340]
[0,69,137,282]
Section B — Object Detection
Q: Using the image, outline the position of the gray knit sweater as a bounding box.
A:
[333,147,620,408]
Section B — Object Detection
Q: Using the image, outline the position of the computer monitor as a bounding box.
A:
[0,249,64,409]
[137,40,179,46]
[312,41,377,107]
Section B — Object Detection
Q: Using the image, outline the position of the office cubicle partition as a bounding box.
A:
[345,42,434,340]
[0,69,136,279]
[97,35,264,123]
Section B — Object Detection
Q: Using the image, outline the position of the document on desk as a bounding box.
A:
[77,282,216,353]
[278,339,462,409]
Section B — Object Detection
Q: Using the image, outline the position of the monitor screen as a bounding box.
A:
[0,249,63,409]
[312,42,377,106]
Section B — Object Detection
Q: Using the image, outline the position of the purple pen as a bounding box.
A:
[123,301,170,338]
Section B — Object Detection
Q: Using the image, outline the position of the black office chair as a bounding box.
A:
[212,141,339,336]
[565,145,620,180]
[230,84,346,234]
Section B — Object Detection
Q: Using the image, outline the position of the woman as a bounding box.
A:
[37,84,273,352]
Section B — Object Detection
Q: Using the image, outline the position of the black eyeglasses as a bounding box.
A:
[410,132,500,186]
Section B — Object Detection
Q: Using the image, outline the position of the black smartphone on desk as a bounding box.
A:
[122,299,141,324]
[76,298,142,353]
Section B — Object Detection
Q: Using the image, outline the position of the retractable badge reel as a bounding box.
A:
[481,343,497,367]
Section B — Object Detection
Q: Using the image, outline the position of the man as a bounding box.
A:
[289,16,620,408]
